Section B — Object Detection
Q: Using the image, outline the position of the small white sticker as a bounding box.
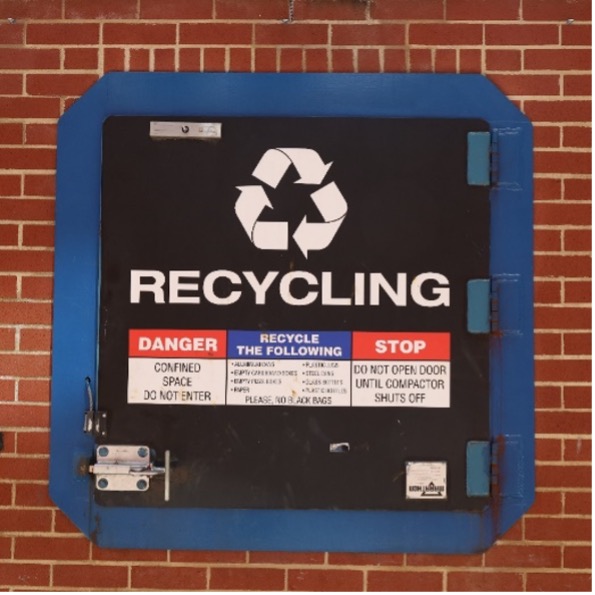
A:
[406,461,447,500]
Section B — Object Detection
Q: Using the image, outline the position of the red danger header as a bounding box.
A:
[129,329,226,358]
[352,332,450,361]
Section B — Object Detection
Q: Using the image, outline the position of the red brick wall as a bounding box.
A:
[0,0,591,590]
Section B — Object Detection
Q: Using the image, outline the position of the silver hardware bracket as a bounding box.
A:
[89,445,170,498]
[149,121,222,140]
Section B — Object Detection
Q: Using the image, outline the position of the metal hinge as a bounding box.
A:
[89,445,171,501]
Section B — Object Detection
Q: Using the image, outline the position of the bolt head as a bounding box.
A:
[137,447,148,458]
[97,478,109,489]
[136,479,148,490]
[97,446,109,457]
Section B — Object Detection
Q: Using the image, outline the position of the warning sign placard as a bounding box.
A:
[127,329,450,408]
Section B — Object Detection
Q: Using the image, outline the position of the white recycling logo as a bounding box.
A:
[234,148,348,258]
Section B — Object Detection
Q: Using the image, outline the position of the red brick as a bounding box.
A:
[14,481,53,506]
[486,50,521,71]
[64,48,99,70]
[525,49,590,71]
[154,49,175,71]
[368,571,443,591]
[407,553,482,567]
[181,23,252,45]
[0,536,11,558]
[563,126,591,148]
[535,437,562,460]
[0,48,60,70]
[358,49,381,73]
[305,48,328,73]
[523,0,591,21]
[435,49,456,73]
[564,332,591,355]
[280,47,304,72]
[0,123,23,145]
[534,228,562,251]
[564,491,591,515]
[203,48,226,71]
[104,24,176,45]
[371,0,443,19]
[535,151,591,175]
[25,72,95,96]
[385,49,407,72]
[535,255,590,278]
[332,49,354,73]
[15,536,90,561]
[529,490,562,515]
[103,48,126,72]
[538,463,591,489]
[328,552,405,566]
[24,175,54,198]
[0,328,16,350]
[564,437,591,461]
[0,378,16,401]
[0,402,49,426]
[255,48,277,72]
[25,124,57,146]
[0,224,18,246]
[0,563,50,588]
[484,544,561,568]
[535,358,591,382]
[534,177,562,200]
[533,126,561,147]
[0,97,60,119]
[410,23,482,46]
[0,0,61,18]
[0,250,53,273]
[0,301,50,324]
[141,0,213,19]
[27,23,100,45]
[53,565,129,589]
[65,0,138,18]
[0,148,55,170]
[536,385,562,409]
[17,431,50,454]
[564,385,591,408]
[0,21,23,44]
[21,277,53,301]
[409,49,433,72]
[447,571,523,591]
[230,48,252,72]
[19,380,50,405]
[129,49,150,71]
[492,74,561,97]
[0,509,52,532]
[535,202,591,226]
[0,456,48,481]
[536,411,591,434]
[564,74,591,96]
[0,484,11,506]
[526,517,591,542]
[256,24,328,46]
[525,100,591,123]
[289,569,363,592]
[0,74,23,95]
[217,0,286,20]
[170,550,246,563]
[210,568,285,591]
[299,0,367,20]
[132,566,207,590]
[92,545,168,562]
[251,551,324,564]
[333,24,405,46]
[486,24,558,45]
[564,178,591,201]
[19,328,51,353]
[526,572,591,592]
[564,545,591,569]
[562,23,591,46]
[535,305,591,329]
[459,49,482,73]
[448,0,520,20]
[535,332,562,355]
[179,48,202,71]
[22,224,54,248]
[565,281,590,305]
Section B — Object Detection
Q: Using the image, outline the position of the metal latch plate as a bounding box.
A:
[90,445,153,492]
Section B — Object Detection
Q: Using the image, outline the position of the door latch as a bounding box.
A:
[89,445,171,501]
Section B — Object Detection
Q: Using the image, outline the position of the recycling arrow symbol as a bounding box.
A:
[235,148,348,258]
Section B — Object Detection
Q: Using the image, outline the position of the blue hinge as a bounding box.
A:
[467,279,491,334]
[467,131,491,186]
[466,441,491,497]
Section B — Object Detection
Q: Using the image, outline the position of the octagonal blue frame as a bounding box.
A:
[51,73,534,552]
